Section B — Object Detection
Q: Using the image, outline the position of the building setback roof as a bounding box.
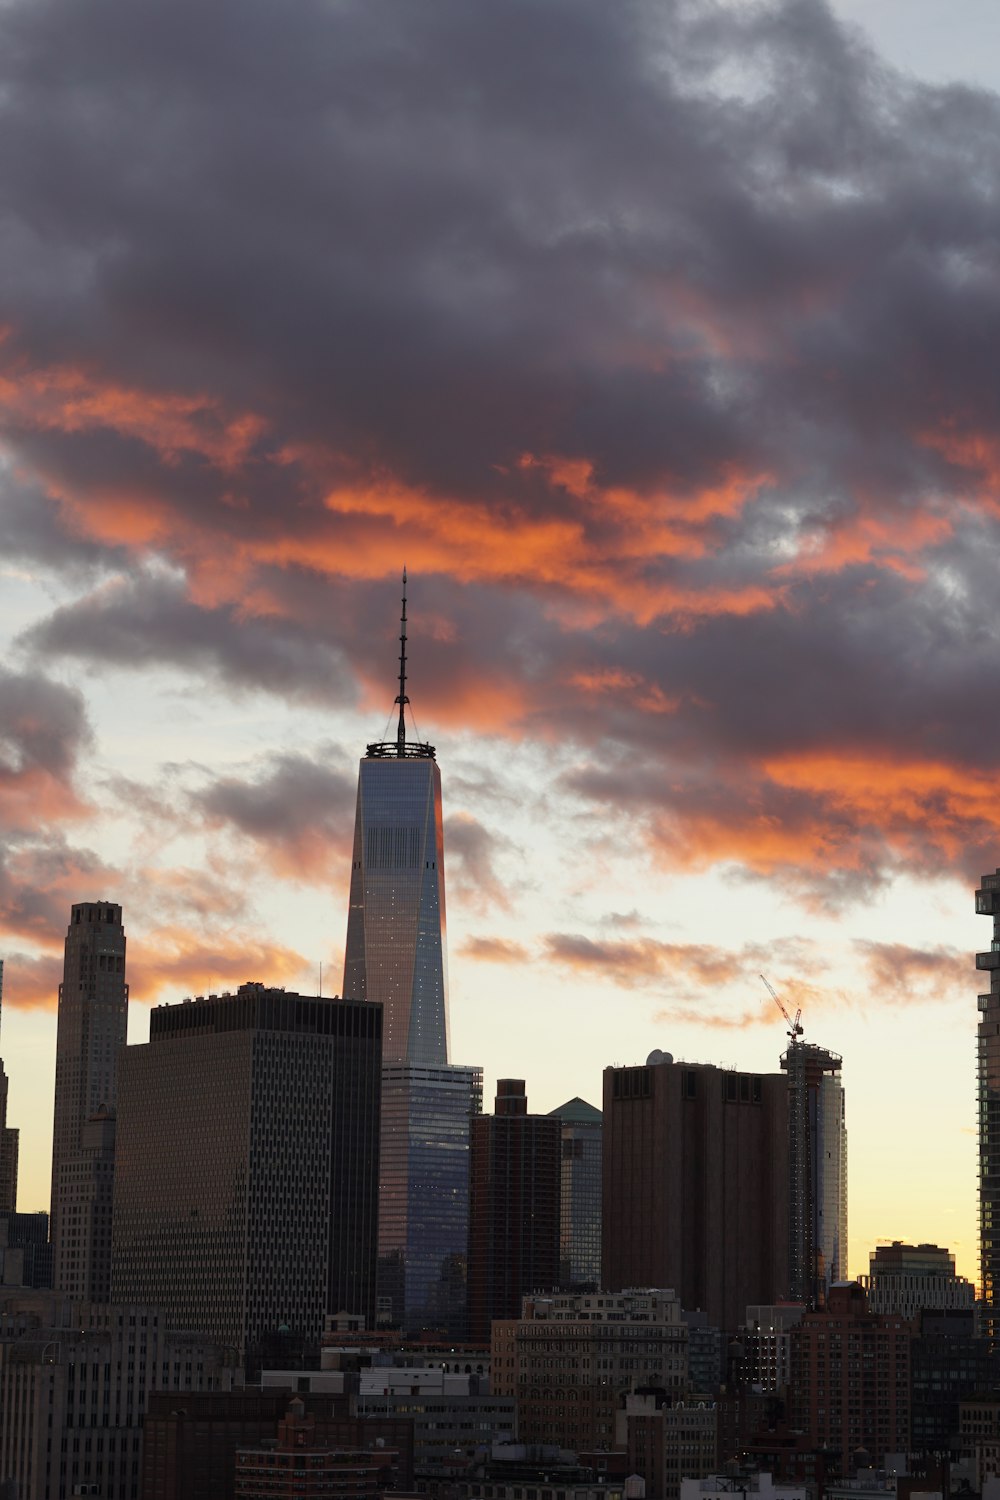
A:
[548,1097,602,1124]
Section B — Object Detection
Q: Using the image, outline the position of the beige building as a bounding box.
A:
[492,1289,688,1451]
[50,902,129,1302]
[0,1290,233,1500]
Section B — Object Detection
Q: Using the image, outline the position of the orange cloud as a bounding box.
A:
[0,359,266,471]
[128,927,313,1007]
[0,950,64,1009]
[459,935,530,963]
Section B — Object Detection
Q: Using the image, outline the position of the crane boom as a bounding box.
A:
[760,973,803,1041]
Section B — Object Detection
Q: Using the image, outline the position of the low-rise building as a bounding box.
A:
[235,1397,397,1499]
[0,1290,234,1500]
[680,1474,806,1500]
[493,1290,688,1453]
[142,1387,415,1500]
[354,1368,515,1478]
[621,1392,717,1500]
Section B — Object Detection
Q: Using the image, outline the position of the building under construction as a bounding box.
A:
[781,1040,847,1307]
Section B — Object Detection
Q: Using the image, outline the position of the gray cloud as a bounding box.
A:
[192,747,356,875]
[4,0,1000,903]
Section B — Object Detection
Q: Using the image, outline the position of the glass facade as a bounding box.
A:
[782,1041,847,1305]
[977,869,1000,1339]
[548,1096,602,1288]
[343,757,450,1066]
[378,1062,482,1334]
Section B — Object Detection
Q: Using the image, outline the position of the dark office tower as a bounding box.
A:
[111,984,381,1357]
[977,869,1000,1340]
[781,1040,847,1307]
[0,961,18,1214]
[343,574,483,1334]
[467,1081,561,1341]
[603,1051,789,1332]
[49,900,128,1299]
[548,1097,602,1289]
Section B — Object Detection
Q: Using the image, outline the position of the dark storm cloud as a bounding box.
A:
[6,0,1000,899]
[23,569,358,703]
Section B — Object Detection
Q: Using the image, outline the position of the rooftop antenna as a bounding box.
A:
[395,567,409,758]
[364,569,435,761]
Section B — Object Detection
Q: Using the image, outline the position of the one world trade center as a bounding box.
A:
[342,573,482,1332]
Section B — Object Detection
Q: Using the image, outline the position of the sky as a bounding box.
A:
[0,0,999,1288]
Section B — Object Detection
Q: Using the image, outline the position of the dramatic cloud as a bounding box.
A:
[127,928,312,1008]
[3,0,1000,914]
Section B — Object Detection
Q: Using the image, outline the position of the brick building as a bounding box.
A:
[789,1282,912,1473]
[622,1391,717,1500]
[234,1397,397,1498]
[142,1387,415,1500]
[492,1289,687,1452]
[602,1055,788,1331]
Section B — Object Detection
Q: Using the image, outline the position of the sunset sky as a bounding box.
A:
[1,0,999,1287]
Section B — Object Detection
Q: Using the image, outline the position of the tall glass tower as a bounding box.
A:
[976,868,1000,1339]
[343,573,481,1332]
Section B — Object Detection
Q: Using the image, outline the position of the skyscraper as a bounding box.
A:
[50,900,128,1300]
[781,1040,847,1305]
[111,983,382,1357]
[976,868,1000,1339]
[467,1080,561,1341]
[343,575,449,1067]
[602,1052,789,1331]
[343,573,482,1332]
[548,1096,602,1289]
[0,961,19,1214]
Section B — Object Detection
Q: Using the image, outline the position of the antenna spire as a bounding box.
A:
[395,567,408,758]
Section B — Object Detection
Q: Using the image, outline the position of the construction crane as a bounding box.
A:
[760,974,804,1043]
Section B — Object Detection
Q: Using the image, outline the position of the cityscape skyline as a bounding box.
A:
[2,0,999,1299]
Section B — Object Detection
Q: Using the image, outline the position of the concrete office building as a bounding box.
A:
[342,574,483,1332]
[0,1211,51,1289]
[861,1241,975,1322]
[468,1080,561,1341]
[549,1097,602,1289]
[111,984,381,1357]
[354,1367,516,1478]
[492,1288,688,1452]
[50,901,128,1301]
[602,1053,789,1331]
[740,1304,805,1393]
[0,1289,233,1500]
